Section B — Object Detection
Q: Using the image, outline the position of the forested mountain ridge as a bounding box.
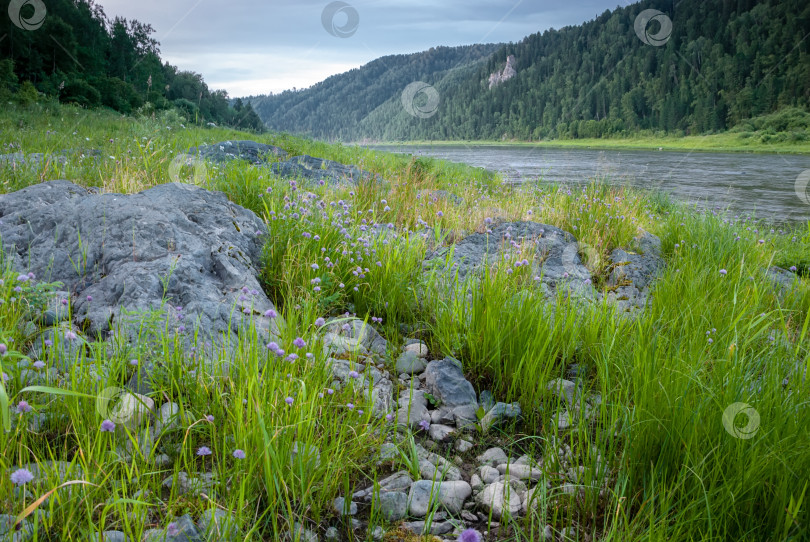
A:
[249,0,810,141]
[247,44,501,141]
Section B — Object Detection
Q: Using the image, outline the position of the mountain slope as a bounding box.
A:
[247,44,500,141]
[249,0,810,142]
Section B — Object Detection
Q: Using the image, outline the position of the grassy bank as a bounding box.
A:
[367,132,810,154]
[1,101,809,541]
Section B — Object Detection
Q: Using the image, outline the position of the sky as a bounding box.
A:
[97,0,626,98]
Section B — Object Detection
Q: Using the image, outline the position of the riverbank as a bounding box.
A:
[1,102,809,541]
[365,131,810,155]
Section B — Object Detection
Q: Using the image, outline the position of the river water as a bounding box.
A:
[368,144,810,223]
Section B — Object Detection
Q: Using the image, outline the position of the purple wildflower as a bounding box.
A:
[86,295,93,302]
[264,309,278,318]
[0,344,6,355]
[233,449,246,459]
[326,388,334,395]
[100,419,116,432]
[10,468,34,486]
[347,403,354,410]
[459,529,482,542]
[206,415,215,422]
[16,401,32,413]
[285,397,294,406]
[348,370,360,379]
[196,446,212,456]
[32,360,46,369]
[418,420,430,431]
[314,317,326,327]
[719,269,727,276]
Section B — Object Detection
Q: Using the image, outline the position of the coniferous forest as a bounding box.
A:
[250,0,810,141]
[0,0,265,131]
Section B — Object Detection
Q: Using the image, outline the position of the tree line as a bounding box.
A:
[0,0,264,132]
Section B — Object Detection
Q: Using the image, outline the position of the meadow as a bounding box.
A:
[0,101,809,541]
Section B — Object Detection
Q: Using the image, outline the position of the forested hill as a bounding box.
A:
[249,0,810,141]
[246,44,501,141]
[0,0,264,131]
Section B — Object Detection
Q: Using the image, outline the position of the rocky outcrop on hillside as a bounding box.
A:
[488,55,517,89]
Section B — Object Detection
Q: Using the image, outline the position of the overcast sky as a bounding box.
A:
[96,0,626,98]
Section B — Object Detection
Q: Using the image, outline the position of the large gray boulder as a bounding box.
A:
[270,155,378,186]
[186,140,288,165]
[0,180,280,345]
[424,221,592,297]
[602,231,664,311]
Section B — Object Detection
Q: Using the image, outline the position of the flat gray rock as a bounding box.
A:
[271,154,378,186]
[187,140,287,165]
[407,480,471,517]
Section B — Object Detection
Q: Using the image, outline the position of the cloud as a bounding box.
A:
[97,0,622,96]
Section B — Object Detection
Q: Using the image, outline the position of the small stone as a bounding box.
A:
[495,463,542,481]
[198,508,240,541]
[477,447,508,467]
[101,531,126,542]
[378,491,408,522]
[289,522,319,542]
[395,351,427,375]
[419,458,462,481]
[470,474,483,491]
[324,527,340,542]
[480,402,521,432]
[402,520,453,535]
[428,424,455,442]
[476,481,522,519]
[403,342,429,358]
[112,393,154,430]
[455,439,474,453]
[370,526,384,541]
[154,402,181,435]
[480,465,500,484]
[461,510,478,522]
[408,480,472,517]
[333,497,357,516]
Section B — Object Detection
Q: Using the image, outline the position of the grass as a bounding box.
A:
[371,131,810,154]
[0,99,809,541]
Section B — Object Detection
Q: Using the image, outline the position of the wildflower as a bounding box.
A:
[315,317,326,327]
[326,388,334,395]
[719,269,727,276]
[385,413,393,422]
[459,529,482,542]
[196,446,212,456]
[275,348,285,357]
[708,338,714,344]
[16,401,32,413]
[286,353,299,362]
[293,337,306,349]
[100,419,116,432]
[285,397,294,406]
[311,263,319,270]
[348,370,360,379]
[339,283,345,288]
[790,266,798,272]
[484,217,492,225]
[233,449,246,459]
[33,360,46,369]
[206,415,215,422]
[342,323,352,332]
[16,274,29,282]
[0,344,6,355]
[305,352,313,359]
[266,341,279,350]
[437,211,443,217]
[418,420,430,431]
[347,403,355,410]
[10,468,34,486]
[314,286,321,292]
[264,309,277,318]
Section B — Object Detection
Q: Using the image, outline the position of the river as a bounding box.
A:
[368,144,810,223]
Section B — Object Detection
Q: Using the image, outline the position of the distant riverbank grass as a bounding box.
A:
[0,101,809,540]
